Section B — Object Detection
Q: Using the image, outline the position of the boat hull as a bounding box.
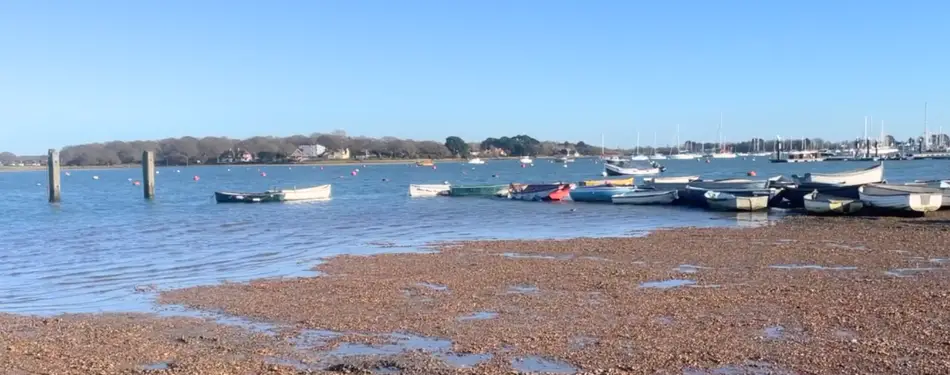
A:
[683,184,773,207]
[612,190,678,205]
[859,184,943,213]
[214,191,284,203]
[782,183,862,208]
[705,191,768,211]
[803,192,864,215]
[795,163,884,185]
[409,184,451,197]
[449,184,510,197]
[570,186,639,202]
[604,163,660,176]
[281,184,331,201]
[510,184,571,201]
[579,177,635,187]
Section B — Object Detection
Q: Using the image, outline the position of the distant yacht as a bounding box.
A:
[631,132,650,160]
[670,124,701,159]
[710,113,737,158]
[519,156,533,164]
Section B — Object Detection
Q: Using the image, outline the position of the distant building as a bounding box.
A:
[326,148,350,160]
[482,146,507,157]
[217,150,254,164]
[290,145,327,162]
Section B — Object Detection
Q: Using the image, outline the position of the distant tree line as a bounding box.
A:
[3,132,948,167]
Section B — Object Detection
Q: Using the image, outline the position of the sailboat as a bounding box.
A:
[651,131,667,160]
[710,113,737,159]
[631,132,650,161]
[670,124,702,160]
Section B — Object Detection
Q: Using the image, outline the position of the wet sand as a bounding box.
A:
[5,213,950,374]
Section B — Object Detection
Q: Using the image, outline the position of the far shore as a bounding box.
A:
[0,156,562,173]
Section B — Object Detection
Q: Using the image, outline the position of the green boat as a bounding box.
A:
[448,184,510,197]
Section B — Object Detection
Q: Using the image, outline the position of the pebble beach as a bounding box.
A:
[4,212,950,374]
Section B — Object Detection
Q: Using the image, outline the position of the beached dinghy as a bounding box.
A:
[604,163,660,176]
[579,177,635,187]
[859,183,943,213]
[704,191,769,211]
[409,184,451,197]
[612,189,678,205]
[509,183,572,201]
[803,190,864,215]
[570,185,640,202]
[215,191,284,203]
[793,163,884,185]
[280,184,331,201]
[907,180,950,208]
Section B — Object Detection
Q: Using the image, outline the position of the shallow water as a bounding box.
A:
[1,158,946,315]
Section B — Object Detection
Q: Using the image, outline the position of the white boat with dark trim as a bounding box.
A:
[281,184,332,201]
[907,180,950,208]
[803,190,864,215]
[704,191,769,211]
[468,158,486,165]
[519,156,533,164]
[409,184,451,197]
[793,163,884,185]
[612,189,678,205]
[604,163,660,176]
[859,184,943,213]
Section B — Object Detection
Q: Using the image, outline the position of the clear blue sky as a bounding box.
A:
[1,0,948,154]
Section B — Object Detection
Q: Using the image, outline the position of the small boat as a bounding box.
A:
[687,179,770,192]
[416,159,435,167]
[781,182,863,208]
[612,189,678,205]
[793,163,884,185]
[409,183,451,197]
[468,158,486,165]
[570,185,640,202]
[642,176,700,185]
[519,156,533,164]
[669,153,701,160]
[509,183,572,201]
[630,155,651,161]
[554,156,575,163]
[215,191,284,203]
[710,152,738,159]
[803,190,864,215]
[908,180,950,208]
[604,163,660,176]
[683,183,774,207]
[859,183,943,213]
[448,184,510,197]
[704,191,769,211]
[280,184,331,201]
[579,177,635,187]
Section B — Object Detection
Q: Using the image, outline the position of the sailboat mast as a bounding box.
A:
[925,102,929,149]
[718,112,723,152]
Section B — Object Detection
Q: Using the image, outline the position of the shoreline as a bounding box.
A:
[4,213,950,373]
[0,156,557,173]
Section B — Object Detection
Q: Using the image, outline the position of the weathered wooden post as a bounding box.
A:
[143,151,155,199]
[48,149,61,203]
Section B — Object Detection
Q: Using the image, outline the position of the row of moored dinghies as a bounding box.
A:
[214,184,332,203]
[410,163,950,214]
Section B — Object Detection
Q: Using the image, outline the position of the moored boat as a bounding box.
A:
[416,159,435,167]
[448,184,510,197]
[409,183,451,197]
[793,163,884,185]
[803,190,864,215]
[612,189,678,205]
[509,183,572,201]
[682,181,773,207]
[519,156,533,164]
[579,177,635,187]
[570,185,640,202]
[468,158,486,165]
[704,191,769,211]
[859,183,943,213]
[554,155,575,163]
[907,180,950,208]
[214,191,284,203]
[781,182,862,208]
[604,163,660,176]
[280,184,331,201]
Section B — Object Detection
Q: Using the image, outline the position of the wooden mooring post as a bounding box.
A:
[143,151,155,199]
[48,149,61,203]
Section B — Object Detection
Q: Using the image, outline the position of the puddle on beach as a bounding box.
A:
[507,284,539,294]
[683,360,791,375]
[769,264,857,271]
[639,279,697,289]
[512,356,578,374]
[417,282,449,291]
[457,311,498,321]
[501,252,573,260]
[141,361,171,370]
[674,264,707,274]
[764,325,785,339]
[885,267,942,277]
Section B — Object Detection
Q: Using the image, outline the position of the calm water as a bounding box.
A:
[1,158,946,315]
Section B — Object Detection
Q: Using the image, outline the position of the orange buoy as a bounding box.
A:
[747,171,757,177]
